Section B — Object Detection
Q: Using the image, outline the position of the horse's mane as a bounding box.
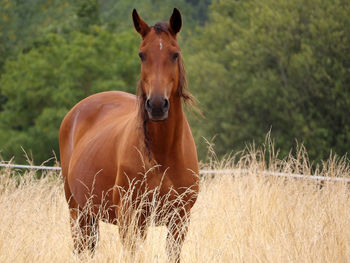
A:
[177,54,194,105]
[137,81,150,157]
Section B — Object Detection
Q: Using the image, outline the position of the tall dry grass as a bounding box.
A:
[1,144,350,262]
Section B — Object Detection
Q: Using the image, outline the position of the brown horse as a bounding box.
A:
[59,8,199,262]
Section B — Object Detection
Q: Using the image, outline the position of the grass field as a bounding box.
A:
[1,145,350,262]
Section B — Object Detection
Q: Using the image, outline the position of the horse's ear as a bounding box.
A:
[132,9,150,38]
[169,8,182,36]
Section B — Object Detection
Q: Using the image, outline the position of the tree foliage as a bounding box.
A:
[187,0,350,161]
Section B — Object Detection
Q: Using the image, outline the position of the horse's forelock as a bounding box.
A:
[152,22,170,35]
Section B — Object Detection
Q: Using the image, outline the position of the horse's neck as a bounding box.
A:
[146,97,185,163]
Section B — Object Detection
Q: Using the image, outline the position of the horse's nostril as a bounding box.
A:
[145,99,151,110]
[163,98,169,110]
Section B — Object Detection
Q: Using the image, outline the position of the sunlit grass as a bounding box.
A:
[0,143,350,262]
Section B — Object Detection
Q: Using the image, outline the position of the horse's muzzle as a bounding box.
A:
[145,96,169,121]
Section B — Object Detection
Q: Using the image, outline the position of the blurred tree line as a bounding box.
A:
[0,0,349,164]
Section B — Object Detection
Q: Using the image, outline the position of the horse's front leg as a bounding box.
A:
[117,205,149,257]
[166,211,190,263]
[68,207,100,254]
[64,180,99,254]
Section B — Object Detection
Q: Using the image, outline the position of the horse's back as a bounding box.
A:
[59,91,137,211]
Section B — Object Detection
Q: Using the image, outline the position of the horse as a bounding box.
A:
[59,8,199,262]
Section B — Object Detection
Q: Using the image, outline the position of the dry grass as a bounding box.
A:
[1,145,350,262]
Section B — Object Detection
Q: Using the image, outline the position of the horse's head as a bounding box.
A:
[133,8,183,122]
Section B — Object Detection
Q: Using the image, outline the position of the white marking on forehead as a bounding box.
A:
[159,39,163,50]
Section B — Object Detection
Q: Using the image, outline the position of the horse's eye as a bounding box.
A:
[138,52,145,61]
[172,52,179,61]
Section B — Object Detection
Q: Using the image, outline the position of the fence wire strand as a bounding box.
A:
[1,163,350,182]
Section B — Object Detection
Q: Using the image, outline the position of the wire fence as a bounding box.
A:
[1,163,350,183]
[0,163,61,171]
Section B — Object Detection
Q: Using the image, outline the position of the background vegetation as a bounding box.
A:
[0,0,349,164]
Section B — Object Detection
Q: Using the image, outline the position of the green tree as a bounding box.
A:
[187,0,350,161]
[75,0,100,32]
[0,0,75,113]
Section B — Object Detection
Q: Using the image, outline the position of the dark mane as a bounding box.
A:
[137,81,151,158]
[177,54,194,105]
